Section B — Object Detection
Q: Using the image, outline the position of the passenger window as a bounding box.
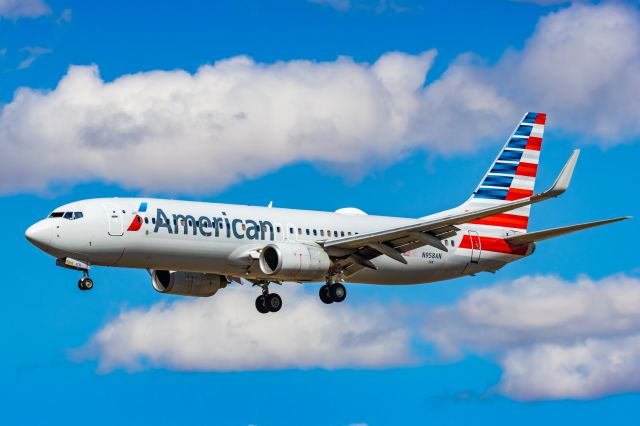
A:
[298,228,302,235]
[348,232,352,236]
[289,227,294,234]
[334,231,338,237]
[242,224,246,231]
[144,217,149,224]
[152,218,156,225]
[320,230,324,237]
[313,230,317,236]
[450,240,455,247]
[63,212,73,220]
[277,226,281,233]
[340,231,345,237]
[137,216,142,224]
[306,229,310,235]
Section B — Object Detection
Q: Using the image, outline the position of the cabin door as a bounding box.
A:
[106,204,124,236]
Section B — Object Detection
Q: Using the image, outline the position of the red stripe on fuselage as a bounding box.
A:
[459,235,529,256]
[468,213,529,229]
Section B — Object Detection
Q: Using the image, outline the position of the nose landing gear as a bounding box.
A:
[78,276,94,291]
[78,269,93,291]
[56,257,93,292]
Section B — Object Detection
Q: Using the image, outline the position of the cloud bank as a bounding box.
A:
[1,3,638,195]
[81,285,413,372]
[422,274,640,400]
[81,272,640,401]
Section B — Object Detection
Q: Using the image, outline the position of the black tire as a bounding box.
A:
[83,278,94,290]
[266,293,282,313]
[319,284,333,304]
[255,295,269,314]
[330,283,347,303]
[78,279,86,291]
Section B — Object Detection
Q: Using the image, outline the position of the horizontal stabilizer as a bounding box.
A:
[505,216,631,245]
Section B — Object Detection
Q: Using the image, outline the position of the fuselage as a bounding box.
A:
[25,197,533,285]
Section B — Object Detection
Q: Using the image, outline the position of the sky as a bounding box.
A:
[1,0,639,424]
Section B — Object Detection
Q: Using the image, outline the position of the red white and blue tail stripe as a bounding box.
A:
[464,112,546,232]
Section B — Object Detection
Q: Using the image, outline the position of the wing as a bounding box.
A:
[324,150,580,276]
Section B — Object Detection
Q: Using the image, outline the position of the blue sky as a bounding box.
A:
[1,0,639,425]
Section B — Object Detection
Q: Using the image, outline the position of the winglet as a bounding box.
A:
[546,149,579,198]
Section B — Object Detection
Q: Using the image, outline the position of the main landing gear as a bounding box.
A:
[254,282,282,314]
[319,282,347,304]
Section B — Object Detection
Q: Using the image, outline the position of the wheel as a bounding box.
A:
[266,293,282,312]
[330,283,347,303]
[319,284,333,304]
[83,278,94,290]
[78,279,86,291]
[255,295,269,314]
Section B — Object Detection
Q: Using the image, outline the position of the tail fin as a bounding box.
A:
[463,112,546,233]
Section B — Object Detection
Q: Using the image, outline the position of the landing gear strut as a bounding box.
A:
[319,282,347,304]
[254,282,282,314]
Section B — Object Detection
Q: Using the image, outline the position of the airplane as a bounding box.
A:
[25,112,630,313]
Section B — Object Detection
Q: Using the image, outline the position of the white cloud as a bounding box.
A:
[79,285,413,372]
[422,274,640,400]
[0,0,49,19]
[17,46,52,69]
[0,3,639,195]
[501,336,640,401]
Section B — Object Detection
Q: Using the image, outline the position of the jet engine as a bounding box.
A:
[151,270,227,297]
[258,242,331,281]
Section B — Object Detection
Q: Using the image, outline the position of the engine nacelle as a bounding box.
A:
[152,270,227,297]
[259,242,331,281]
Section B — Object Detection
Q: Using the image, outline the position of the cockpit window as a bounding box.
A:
[50,211,84,220]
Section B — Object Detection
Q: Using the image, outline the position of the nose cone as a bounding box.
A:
[25,220,53,249]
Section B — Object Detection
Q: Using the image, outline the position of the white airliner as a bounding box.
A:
[25,113,630,313]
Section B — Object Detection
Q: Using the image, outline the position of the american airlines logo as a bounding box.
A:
[152,208,276,241]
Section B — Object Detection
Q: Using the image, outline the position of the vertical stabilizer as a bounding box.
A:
[463,112,546,233]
